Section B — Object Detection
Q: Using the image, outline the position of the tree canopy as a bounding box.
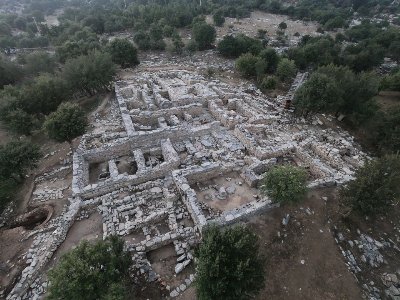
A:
[44,102,87,142]
[61,51,116,96]
[261,165,308,204]
[340,155,400,217]
[48,236,133,300]
[276,58,296,82]
[196,225,265,300]
[294,64,379,124]
[192,22,216,50]
[0,140,42,181]
[107,38,139,68]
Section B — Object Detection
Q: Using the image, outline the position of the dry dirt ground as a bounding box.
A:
[178,188,364,300]
[0,93,110,296]
[207,11,320,41]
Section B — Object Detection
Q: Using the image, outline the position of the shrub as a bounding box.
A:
[261,165,308,203]
[340,155,400,217]
[276,58,296,81]
[235,53,259,78]
[260,76,277,90]
[192,22,216,50]
[47,236,132,300]
[107,38,139,68]
[196,225,265,300]
[44,103,87,143]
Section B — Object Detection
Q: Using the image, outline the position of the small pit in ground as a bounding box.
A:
[89,161,109,184]
[144,152,165,168]
[10,205,53,230]
[193,171,261,211]
[116,156,138,175]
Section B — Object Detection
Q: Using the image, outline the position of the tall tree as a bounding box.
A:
[62,51,116,96]
[196,225,265,300]
[340,155,400,217]
[261,165,308,204]
[44,103,87,143]
[192,22,216,50]
[48,236,132,300]
[0,140,42,181]
[107,38,139,68]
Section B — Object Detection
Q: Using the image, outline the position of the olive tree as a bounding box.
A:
[340,155,400,217]
[44,103,87,143]
[196,225,265,300]
[47,236,132,300]
[261,165,308,203]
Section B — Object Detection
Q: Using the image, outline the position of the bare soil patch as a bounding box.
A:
[208,11,319,41]
[179,188,363,300]
[194,171,261,212]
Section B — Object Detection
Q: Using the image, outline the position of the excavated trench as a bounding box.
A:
[9,205,53,230]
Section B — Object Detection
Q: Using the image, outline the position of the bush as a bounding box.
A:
[48,236,132,300]
[192,22,216,50]
[235,53,259,78]
[260,76,277,90]
[276,58,296,81]
[0,140,42,181]
[213,10,225,27]
[261,165,308,203]
[107,38,139,68]
[340,155,400,217]
[185,40,198,54]
[196,225,265,300]
[44,103,87,143]
[217,34,263,58]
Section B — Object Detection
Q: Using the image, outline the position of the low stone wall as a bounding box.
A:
[6,197,82,300]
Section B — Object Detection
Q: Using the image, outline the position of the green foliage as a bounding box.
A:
[0,140,42,181]
[47,236,132,300]
[192,22,216,50]
[0,178,18,213]
[366,107,400,154]
[340,155,400,217]
[107,38,139,68]
[61,51,116,96]
[171,33,184,55]
[44,103,87,142]
[217,34,263,58]
[294,64,379,124]
[258,48,280,73]
[185,39,198,54]
[276,58,296,81]
[213,10,225,27]
[324,16,345,30]
[19,74,71,115]
[278,21,287,30]
[260,76,277,90]
[261,165,308,204]
[133,30,165,51]
[56,26,101,63]
[133,31,152,50]
[0,107,39,135]
[380,70,400,91]
[235,53,259,78]
[295,73,341,114]
[23,52,57,75]
[196,225,265,300]
[0,55,23,88]
[288,36,339,69]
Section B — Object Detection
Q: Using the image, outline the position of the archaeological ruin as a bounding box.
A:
[6,60,369,299]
